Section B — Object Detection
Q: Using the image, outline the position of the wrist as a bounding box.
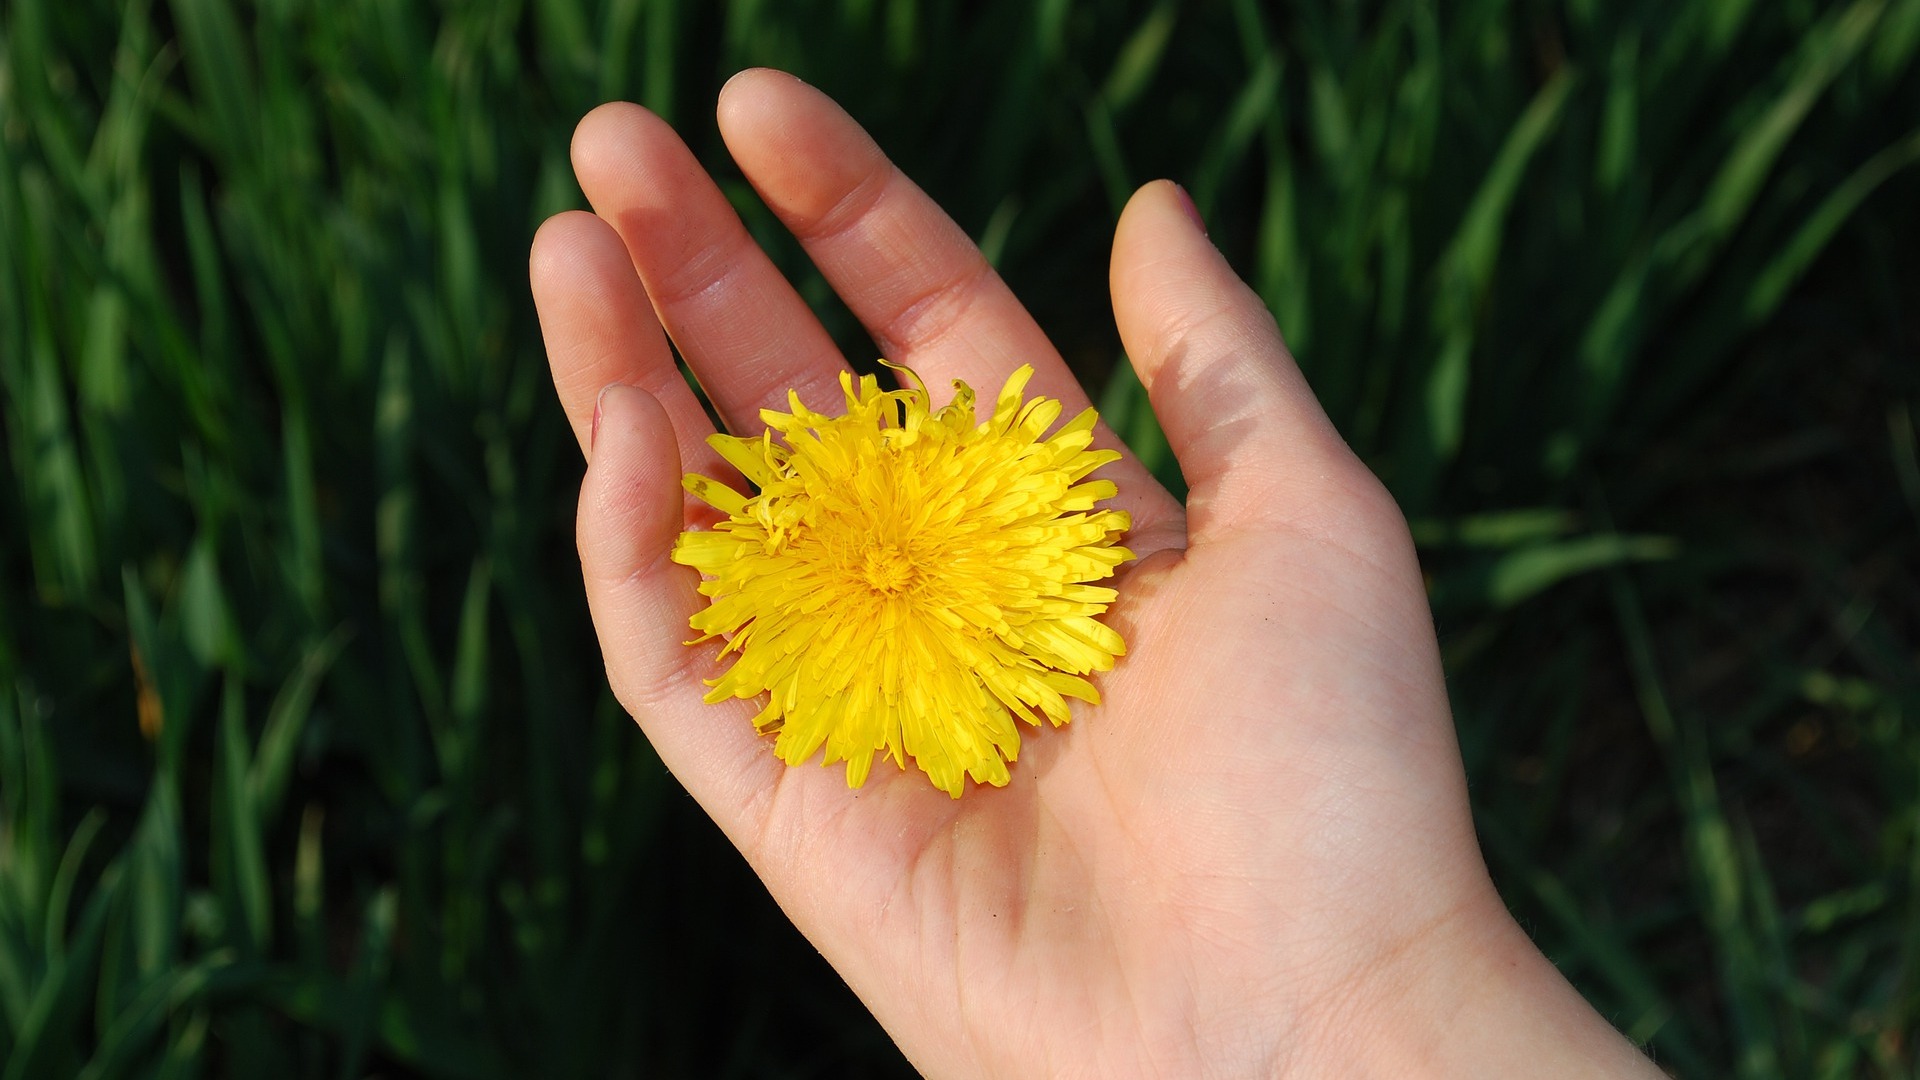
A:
[1298,891,1664,1079]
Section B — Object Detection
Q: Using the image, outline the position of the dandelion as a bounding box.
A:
[671,364,1134,797]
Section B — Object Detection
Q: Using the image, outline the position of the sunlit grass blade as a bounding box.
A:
[1690,0,1884,252]
[212,679,270,957]
[0,863,121,1080]
[75,953,247,1080]
[1611,567,1782,1078]
[1402,68,1575,506]
[1428,532,1676,611]
[164,0,258,164]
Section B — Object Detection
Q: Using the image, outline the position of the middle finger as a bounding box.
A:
[713,69,1183,541]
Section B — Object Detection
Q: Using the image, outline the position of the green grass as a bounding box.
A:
[2,0,1917,1075]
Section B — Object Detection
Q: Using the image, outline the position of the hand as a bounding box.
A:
[531,68,1659,1079]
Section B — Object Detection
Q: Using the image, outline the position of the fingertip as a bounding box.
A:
[529,210,604,291]
[531,211,708,459]
[580,385,681,575]
[591,382,675,468]
[1111,180,1356,535]
[573,99,649,138]
[1139,177,1192,219]
[716,70,891,243]
[570,100,633,167]
[717,66,805,118]
[571,101,674,200]
[1169,181,1207,234]
[1110,178,1266,382]
[1112,179,1221,294]
[715,67,864,177]
[1112,179,1244,358]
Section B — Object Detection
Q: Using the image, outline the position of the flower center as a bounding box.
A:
[858,543,920,595]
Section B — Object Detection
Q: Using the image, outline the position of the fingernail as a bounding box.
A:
[592,385,613,450]
[1172,183,1206,236]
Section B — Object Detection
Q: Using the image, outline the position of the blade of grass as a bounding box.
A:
[1691,0,1884,251]
[252,627,351,821]
[40,810,106,971]
[1188,51,1281,216]
[164,0,258,165]
[339,888,396,1080]
[1596,32,1638,195]
[75,952,248,1080]
[1405,68,1575,503]
[1099,0,1177,112]
[1,864,121,1080]
[1741,126,1920,321]
[212,678,270,957]
[1428,532,1675,611]
[1611,565,1782,1078]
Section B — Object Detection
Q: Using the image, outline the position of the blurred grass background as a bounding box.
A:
[2,0,1917,1075]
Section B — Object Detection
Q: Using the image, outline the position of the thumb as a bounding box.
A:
[578,384,783,835]
[1109,181,1362,540]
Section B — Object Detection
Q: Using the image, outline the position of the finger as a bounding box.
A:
[715,70,1076,408]
[1111,181,1372,541]
[585,383,969,900]
[570,102,851,435]
[530,211,725,478]
[578,384,788,835]
[714,69,1182,546]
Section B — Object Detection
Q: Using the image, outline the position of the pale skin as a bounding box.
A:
[530,68,1666,1079]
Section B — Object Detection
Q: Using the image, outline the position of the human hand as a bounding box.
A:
[531,68,1659,1078]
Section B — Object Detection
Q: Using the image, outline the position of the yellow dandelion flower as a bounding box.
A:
[670,364,1135,798]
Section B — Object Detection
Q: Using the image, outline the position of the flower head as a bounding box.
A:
[671,364,1134,797]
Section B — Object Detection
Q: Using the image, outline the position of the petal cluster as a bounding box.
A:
[671,365,1134,797]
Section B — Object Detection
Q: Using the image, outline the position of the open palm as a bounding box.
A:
[532,69,1656,1079]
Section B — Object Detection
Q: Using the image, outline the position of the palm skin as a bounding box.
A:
[532,69,1659,1079]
